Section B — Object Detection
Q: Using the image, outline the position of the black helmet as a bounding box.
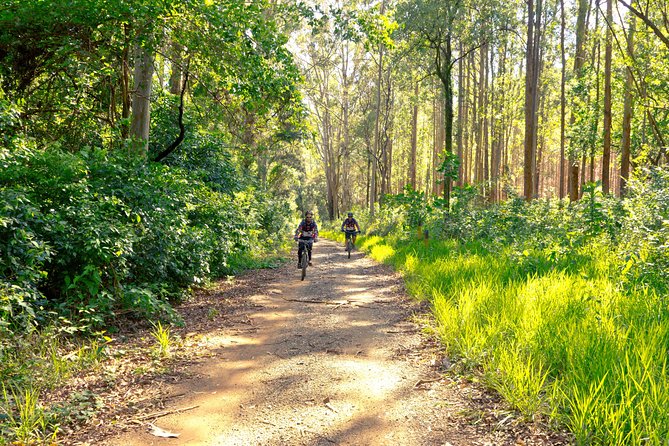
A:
[347,212,353,217]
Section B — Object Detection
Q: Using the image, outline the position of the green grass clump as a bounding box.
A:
[359,234,669,444]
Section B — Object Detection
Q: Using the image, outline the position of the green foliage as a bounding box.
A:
[362,169,669,443]
[436,150,460,183]
[150,321,172,358]
[384,185,430,228]
[0,142,291,334]
[618,167,669,294]
[0,384,58,445]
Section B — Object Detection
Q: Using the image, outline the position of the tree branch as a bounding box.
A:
[154,59,190,163]
[617,0,669,49]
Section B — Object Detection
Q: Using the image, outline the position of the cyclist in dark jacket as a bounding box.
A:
[294,211,319,267]
[341,212,361,245]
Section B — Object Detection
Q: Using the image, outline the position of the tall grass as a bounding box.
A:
[359,235,669,444]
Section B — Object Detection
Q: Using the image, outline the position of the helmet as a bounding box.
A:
[347,212,353,217]
[305,211,313,218]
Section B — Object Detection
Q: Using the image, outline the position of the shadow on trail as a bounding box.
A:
[110,239,430,446]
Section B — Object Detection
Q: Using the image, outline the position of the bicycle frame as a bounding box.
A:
[298,238,313,280]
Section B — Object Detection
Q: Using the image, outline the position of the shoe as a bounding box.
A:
[297,263,301,268]
[308,262,313,266]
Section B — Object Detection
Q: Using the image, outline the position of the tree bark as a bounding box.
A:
[569,0,589,201]
[370,0,386,215]
[410,81,419,189]
[129,41,155,156]
[559,0,566,199]
[524,0,541,200]
[602,0,613,193]
[169,41,183,95]
[620,11,635,196]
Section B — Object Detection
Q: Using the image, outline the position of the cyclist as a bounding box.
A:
[294,211,319,267]
[341,212,361,246]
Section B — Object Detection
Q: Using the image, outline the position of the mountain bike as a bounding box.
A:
[297,238,314,280]
[342,229,359,259]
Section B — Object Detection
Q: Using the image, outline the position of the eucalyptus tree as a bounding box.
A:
[396,0,502,209]
[619,11,635,196]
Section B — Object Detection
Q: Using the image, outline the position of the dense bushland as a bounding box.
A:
[332,176,669,444]
[1,143,291,333]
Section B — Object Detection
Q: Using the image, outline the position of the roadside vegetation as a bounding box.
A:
[322,176,669,444]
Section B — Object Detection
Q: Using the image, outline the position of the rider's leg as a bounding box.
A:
[297,243,304,267]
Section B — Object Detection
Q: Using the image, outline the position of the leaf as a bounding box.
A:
[148,423,180,438]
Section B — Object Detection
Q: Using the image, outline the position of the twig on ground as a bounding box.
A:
[413,378,441,389]
[135,405,200,421]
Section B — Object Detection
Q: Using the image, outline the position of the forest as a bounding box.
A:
[1,0,668,443]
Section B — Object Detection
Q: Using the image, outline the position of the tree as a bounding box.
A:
[524,0,543,200]
[620,10,635,196]
[602,0,613,194]
[568,0,589,201]
[397,0,485,210]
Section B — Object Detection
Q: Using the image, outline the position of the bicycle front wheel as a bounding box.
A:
[301,251,308,280]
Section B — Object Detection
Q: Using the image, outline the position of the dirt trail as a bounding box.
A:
[105,239,568,446]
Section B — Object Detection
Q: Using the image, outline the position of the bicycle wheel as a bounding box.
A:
[301,250,308,280]
[347,238,352,258]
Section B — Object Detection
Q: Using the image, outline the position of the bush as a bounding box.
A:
[0,142,292,334]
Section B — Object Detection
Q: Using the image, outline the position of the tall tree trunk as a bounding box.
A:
[559,0,566,199]
[410,81,419,189]
[129,42,155,156]
[590,0,600,185]
[569,0,589,201]
[457,44,465,187]
[524,0,541,200]
[121,24,132,140]
[473,49,481,184]
[620,12,635,196]
[483,43,490,189]
[441,35,454,208]
[169,41,183,95]
[602,0,613,193]
[370,0,386,215]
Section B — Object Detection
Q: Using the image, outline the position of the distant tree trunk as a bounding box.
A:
[483,43,490,189]
[457,44,465,187]
[559,0,566,199]
[602,0,613,193]
[341,43,352,213]
[524,0,542,200]
[439,34,454,208]
[121,24,132,140]
[464,53,472,185]
[474,49,481,184]
[169,41,183,95]
[370,0,386,215]
[129,42,155,156]
[433,83,444,196]
[380,68,393,197]
[410,81,419,189]
[620,12,635,196]
[569,0,589,201]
